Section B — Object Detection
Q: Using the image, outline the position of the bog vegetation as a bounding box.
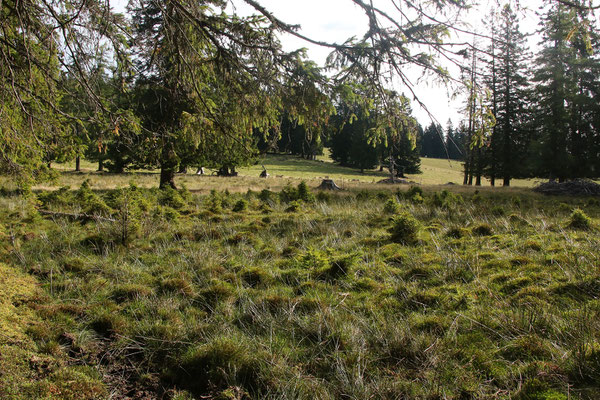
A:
[3,0,600,399]
[1,179,599,399]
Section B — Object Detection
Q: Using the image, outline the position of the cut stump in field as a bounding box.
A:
[260,165,269,178]
[318,179,341,190]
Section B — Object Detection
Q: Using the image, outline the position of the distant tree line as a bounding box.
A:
[2,1,599,188]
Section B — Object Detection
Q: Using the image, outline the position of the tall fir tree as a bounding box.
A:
[531,1,594,181]
[488,3,531,187]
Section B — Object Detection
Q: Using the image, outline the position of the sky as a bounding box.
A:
[110,0,563,127]
[225,0,545,126]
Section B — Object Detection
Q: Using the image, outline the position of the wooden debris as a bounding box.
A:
[534,179,600,197]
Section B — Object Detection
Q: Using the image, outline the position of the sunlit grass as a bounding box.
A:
[29,154,539,191]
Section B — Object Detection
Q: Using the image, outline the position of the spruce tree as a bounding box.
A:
[491,4,532,187]
[532,1,579,181]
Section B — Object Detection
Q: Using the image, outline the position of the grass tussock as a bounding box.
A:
[0,179,599,399]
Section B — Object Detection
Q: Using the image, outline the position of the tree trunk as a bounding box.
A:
[475,147,482,186]
[75,155,81,172]
[160,142,178,188]
[503,177,510,187]
[160,167,177,189]
[490,176,495,187]
[98,159,104,172]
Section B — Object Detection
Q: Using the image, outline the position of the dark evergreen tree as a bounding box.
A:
[420,123,446,158]
[329,107,379,172]
[487,4,532,187]
[532,1,582,181]
[445,120,465,160]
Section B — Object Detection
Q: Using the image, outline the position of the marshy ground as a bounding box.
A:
[0,161,598,399]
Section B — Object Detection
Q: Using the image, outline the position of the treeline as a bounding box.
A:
[461,2,600,186]
[258,101,423,175]
[2,1,600,189]
[2,0,459,189]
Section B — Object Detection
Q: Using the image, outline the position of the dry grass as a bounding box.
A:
[20,154,539,192]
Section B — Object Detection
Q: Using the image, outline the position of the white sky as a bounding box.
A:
[111,1,585,127]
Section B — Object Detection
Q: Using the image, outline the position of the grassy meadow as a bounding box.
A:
[0,157,599,399]
[38,154,539,192]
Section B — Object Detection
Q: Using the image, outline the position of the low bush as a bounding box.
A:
[389,212,420,244]
[568,208,592,230]
[232,199,248,212]
[384,198,401,214]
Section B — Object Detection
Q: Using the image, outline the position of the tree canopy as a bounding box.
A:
[2,0,600,187]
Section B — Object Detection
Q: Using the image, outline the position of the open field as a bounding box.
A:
[1,178,599,399]
[33,155,539,192]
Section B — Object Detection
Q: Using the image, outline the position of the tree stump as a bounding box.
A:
[318,179,341,190]
[259,165,269,178]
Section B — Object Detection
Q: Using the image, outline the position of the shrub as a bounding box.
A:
[411,193,424,204]
[206,190,223,213]
[389,212,420,244]
[258,189,276,204]
[406,186,423,199]
[279,185,298,203]
[158,187,187,210]
[75,180,111,215]
[316,191,331,203]
[232,199,248,212]
[569,208,591,230]
[111,186,148,245]
[384,198,401,214]
[297,181,315,202]
[285,200,301,213]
